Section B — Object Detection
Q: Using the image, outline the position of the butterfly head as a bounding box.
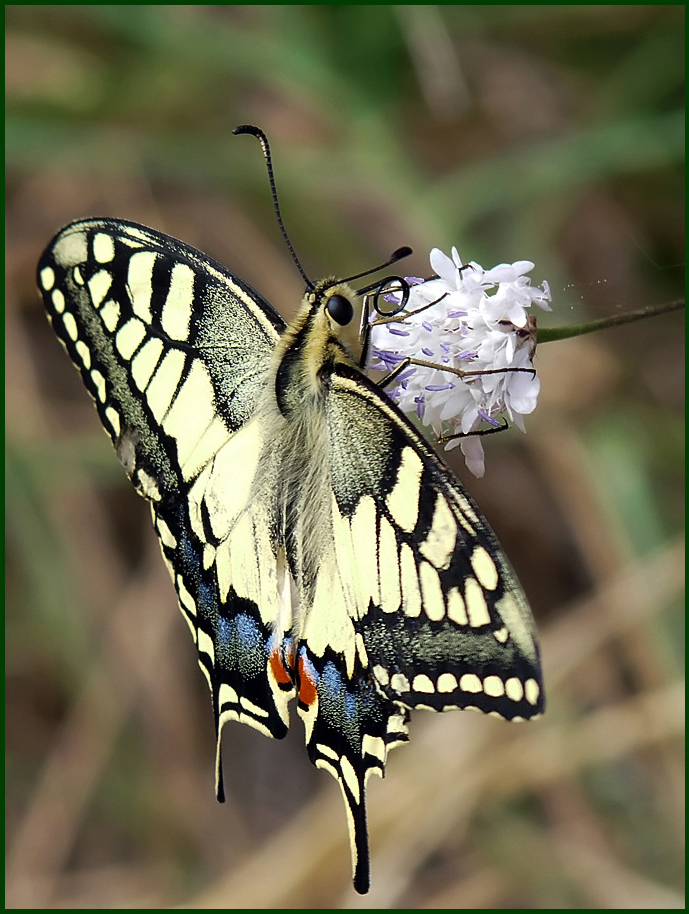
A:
[311,279,357,329]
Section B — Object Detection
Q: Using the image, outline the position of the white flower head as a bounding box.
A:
[367,247,551,477]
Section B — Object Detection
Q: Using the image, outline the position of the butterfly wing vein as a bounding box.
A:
[38,217,543,895]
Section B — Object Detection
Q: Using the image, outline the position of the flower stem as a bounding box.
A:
[537,299,684,343]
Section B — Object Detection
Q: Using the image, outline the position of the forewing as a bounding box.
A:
[37,218,284,488]
[327,364,545,719]
[37,219,294,793]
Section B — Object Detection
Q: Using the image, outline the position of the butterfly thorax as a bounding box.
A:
[261,279,359,623]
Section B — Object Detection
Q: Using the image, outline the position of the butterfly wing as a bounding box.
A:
[330,365,544,714]
[37,219,295,796]
[297,360,544,891]
[39,218,544,894]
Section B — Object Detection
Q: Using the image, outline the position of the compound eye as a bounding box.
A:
[326,293,354,326]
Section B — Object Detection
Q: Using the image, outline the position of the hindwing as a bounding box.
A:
[290,362,543,891]
[327,364,544,718]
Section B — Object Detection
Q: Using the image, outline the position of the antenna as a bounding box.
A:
[233,124,312,288]
[346,246,412,288]
[234,125,413,295]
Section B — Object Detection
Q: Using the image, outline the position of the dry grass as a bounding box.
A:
[6,6,684,908]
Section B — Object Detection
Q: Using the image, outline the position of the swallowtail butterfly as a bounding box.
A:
[37,130,544,894]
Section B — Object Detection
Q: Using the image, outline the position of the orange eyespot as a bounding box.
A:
[297,653,318,708]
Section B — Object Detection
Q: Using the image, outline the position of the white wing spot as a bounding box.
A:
[53,228,87,267]
[218,681,238,707]
[390,672,410,693]
[203,543,216,569]
[505,677,523,702]
[90,369,106,402]
[156,517,177,548]
[116,317,146,360]
[100,299,120,332]
[400,543,421,618]
[419,494,457,569]
[339,755,360,804]
[525,678,540,706]
[419,561,445,621]
[146,349,185,422]
[73,265,84,285]
[465,577,491,627]
[372,664,389,687]
[131,338,164,391]
[437,672,458,693]
[128,250,156,322]
[447,587,468,625]
[75,340,91,369]
[495,590,538,666]
[93,232,115,263]
[355,633,368,669]
[362,734,386,762]
[88,269,113,308]
[412,674,434,693]
[386,447,422,533]
[459,673,482,693]
[493,626,509,643]
[105,406,121,438]
[177,575,197,618]
[40,266,55,290]
[483,675,504,697]
[350,494,380,611]
[240,696,269,719]
[161,262,195,341]
[197,628,215,665]
[51,288,65,313]
[316,742,338,761]
[471,545,499,591]
[378,515,400,613]
[122,226,152,243]
[62,312,78,341]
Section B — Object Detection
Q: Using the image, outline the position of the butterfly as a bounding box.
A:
[37,132,544,895]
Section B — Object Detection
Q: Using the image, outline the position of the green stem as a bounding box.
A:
[538,299,683,343]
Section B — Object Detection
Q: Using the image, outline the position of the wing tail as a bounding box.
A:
[296,643,409,894]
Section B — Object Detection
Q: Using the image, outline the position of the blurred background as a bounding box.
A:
[5,5,684,908]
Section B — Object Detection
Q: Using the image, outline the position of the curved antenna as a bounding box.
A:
[346,246,412,288]
[233,124,312,288]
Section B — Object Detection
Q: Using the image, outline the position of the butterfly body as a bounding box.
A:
[38,217,543,894]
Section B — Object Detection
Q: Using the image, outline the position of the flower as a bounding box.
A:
[367,247,551,477]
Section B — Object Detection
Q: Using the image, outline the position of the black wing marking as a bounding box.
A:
[37,219,295,794]
[327,364,544,719]
[289,362,543,889]
[295,641,409,894]
[37,218,284,488]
